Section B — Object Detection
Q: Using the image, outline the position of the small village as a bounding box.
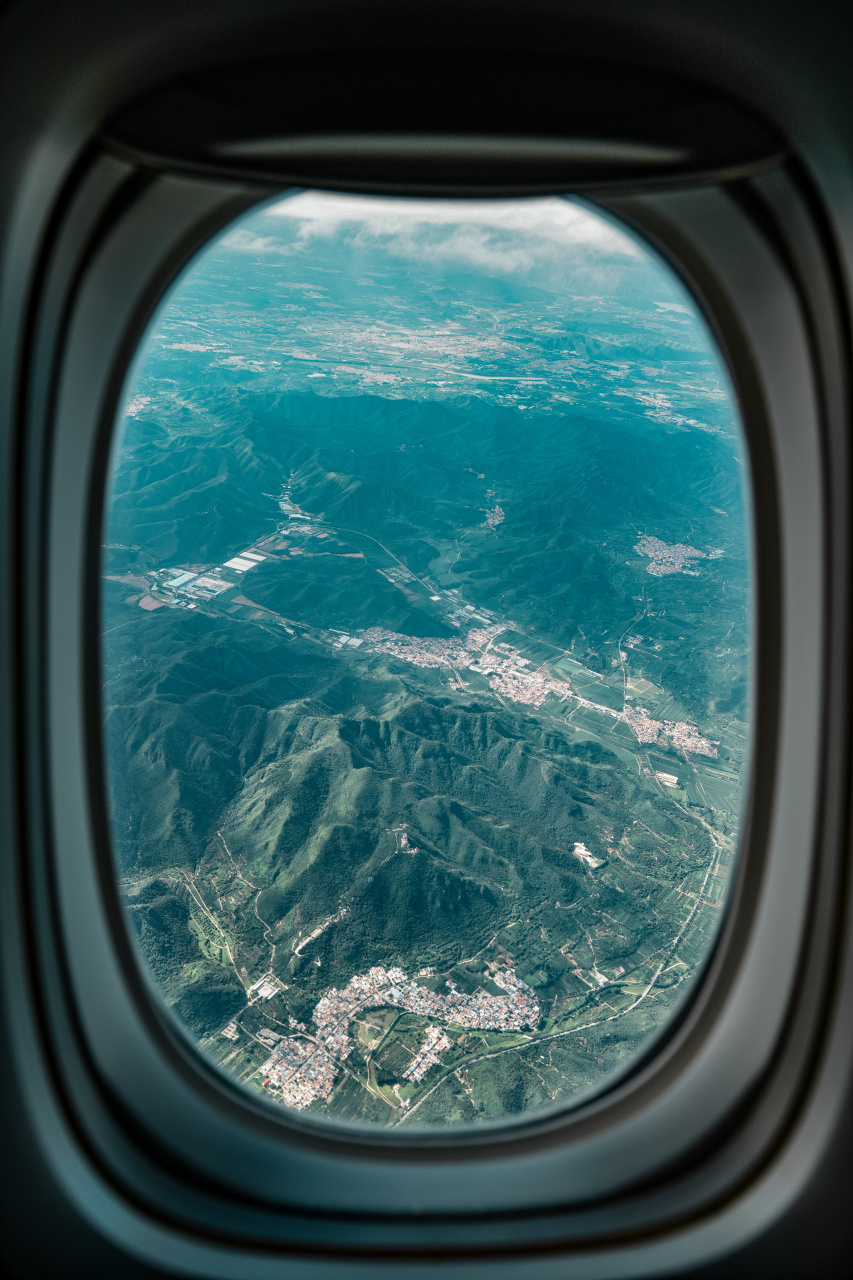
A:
[257,964,540,1110]
[575,694,719,757]
[635,534,706,576]
[634,533,726,577]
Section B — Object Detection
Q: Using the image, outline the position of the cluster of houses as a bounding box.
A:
[257,964,540,1110]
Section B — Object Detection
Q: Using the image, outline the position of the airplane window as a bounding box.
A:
[101,191,751,1130]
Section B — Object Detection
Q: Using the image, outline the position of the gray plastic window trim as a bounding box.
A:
[12,151,850,1272]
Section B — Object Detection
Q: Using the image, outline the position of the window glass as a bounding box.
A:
[102,192,751,1129]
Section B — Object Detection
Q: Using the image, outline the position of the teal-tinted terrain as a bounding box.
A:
[102,193,750,1127]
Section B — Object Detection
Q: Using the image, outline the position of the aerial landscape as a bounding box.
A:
[101,191,751,1127]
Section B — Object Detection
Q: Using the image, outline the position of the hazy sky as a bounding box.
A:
[216,191,692,307]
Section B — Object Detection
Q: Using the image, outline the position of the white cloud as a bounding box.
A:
[272,189,630,244]
[267,191,639,253]
[218,191,649,291]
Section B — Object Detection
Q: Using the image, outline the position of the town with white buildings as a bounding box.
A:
[257,964,540,1110]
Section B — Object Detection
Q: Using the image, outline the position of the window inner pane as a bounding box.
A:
[102,192,751,1128]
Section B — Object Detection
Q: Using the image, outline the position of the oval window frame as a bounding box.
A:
[19,151,840,1265]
